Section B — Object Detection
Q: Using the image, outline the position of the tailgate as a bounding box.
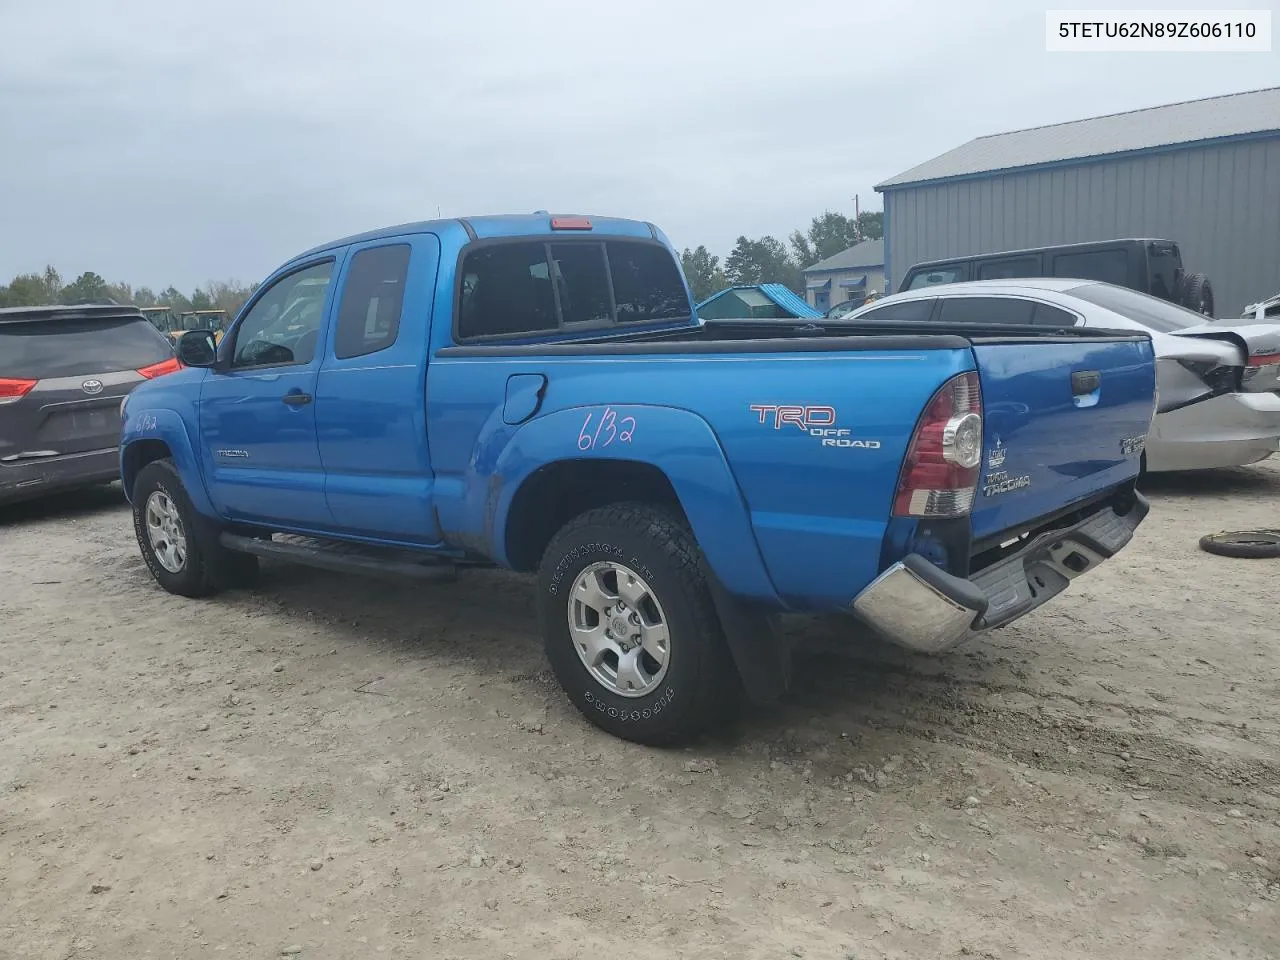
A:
[969,335,1155,540]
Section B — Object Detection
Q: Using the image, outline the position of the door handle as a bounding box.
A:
[1071,370,1101,396]
[282,391,312,407]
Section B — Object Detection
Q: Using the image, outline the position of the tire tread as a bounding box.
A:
[539,501,735,745]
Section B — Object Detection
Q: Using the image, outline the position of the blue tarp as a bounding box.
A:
[695,283,824,319]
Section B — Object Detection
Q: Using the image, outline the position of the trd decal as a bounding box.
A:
[749,404,881,450]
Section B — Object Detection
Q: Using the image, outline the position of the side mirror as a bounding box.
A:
[177,329,218,368]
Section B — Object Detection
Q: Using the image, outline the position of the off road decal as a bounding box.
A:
[749,404,881,450]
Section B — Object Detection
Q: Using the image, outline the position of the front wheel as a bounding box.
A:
[132,459,257,596]
[537,503,737,745]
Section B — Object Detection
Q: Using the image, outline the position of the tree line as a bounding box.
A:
[0,266,258,318]
[1,208,884,319]
[680,209,883,303]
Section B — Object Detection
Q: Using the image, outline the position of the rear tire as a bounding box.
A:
[1178,273,1214,317]
[537,503,737,745]
[132,459,255,596]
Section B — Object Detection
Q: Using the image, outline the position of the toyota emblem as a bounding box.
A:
[81,379,104,396]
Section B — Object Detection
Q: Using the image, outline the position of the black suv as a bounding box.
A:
[899,239,1215,316]
[0,305,179,505]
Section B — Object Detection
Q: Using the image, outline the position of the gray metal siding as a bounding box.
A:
[883,136,1280,316]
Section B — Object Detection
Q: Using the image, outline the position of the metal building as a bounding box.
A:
[876,86,1280,317]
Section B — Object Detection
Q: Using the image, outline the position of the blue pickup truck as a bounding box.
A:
[120,214,1156,744]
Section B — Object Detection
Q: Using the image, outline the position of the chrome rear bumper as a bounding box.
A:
[852,491,1149,654]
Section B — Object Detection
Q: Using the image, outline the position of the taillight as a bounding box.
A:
[0,377,38,401]
[550,216,592,230]
[137,357,183,379]
[892,372,983,518]
[1243,351,1280,383]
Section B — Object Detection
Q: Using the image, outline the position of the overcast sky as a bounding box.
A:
[1,0,1277,291]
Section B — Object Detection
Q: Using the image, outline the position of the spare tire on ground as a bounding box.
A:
[1198,530,1280,559]
[1178,273,1215,316]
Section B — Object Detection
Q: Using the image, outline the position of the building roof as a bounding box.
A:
[803,238,884,274]
[695,283,823,318]
[877,86,1280,190]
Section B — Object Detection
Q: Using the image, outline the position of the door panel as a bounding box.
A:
[200,259,338,528]
[316,234,442,543]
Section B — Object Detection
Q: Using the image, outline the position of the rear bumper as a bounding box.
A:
[1148,391,1280,471]
[852,490,1149,654]
[0,447,120,504]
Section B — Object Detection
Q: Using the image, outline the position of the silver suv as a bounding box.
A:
[0,305,179,505]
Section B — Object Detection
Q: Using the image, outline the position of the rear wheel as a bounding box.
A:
[537,503,736,745]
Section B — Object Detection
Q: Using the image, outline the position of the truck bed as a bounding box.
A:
[432,315,1154,610]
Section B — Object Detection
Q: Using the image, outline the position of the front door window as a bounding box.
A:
[231,262,334,368]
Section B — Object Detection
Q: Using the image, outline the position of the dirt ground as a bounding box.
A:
[2,464,1278,960]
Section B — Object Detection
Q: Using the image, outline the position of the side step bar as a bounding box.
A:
[219,533,458,582]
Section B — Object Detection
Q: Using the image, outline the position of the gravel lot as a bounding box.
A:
[2,464,1279,960]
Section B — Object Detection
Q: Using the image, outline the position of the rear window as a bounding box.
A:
[606,242,689,323]
[1063,282,1206,333]
[457,239,690,339]
[1051,249,1129,286]
[0,317,173,379]
[1147,242,1181,300]
[550,243,612,326]
[905,266,966,290]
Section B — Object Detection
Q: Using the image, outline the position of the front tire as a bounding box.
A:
[537,503,736,745]
[132,459,256,596]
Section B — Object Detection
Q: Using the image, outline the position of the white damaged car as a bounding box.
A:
[845,279,1280,472]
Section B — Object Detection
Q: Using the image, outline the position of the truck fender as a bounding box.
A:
[120,407,214,516]
[488,404,780,602]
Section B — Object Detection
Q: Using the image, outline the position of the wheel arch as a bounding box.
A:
[504,458,685,572]
[487,406,780,606]
[120,408,215,516]
[121,439,172,501]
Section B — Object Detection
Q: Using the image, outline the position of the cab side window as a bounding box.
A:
[232,261,334,368]
[334,245,411,359]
